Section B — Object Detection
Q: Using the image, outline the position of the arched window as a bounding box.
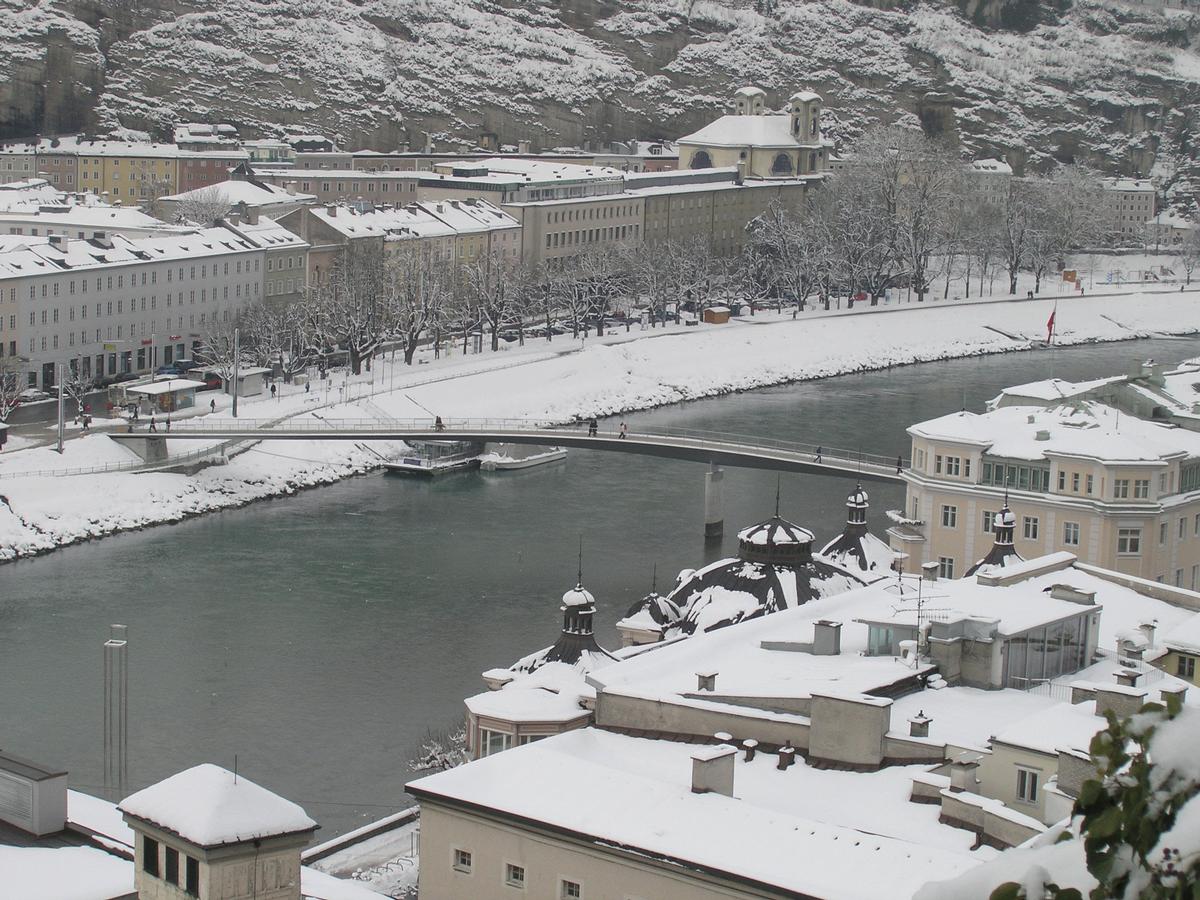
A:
[690,150,713,170]
[771,153,794,176]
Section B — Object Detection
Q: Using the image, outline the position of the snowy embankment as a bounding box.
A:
[0,291,1196,562]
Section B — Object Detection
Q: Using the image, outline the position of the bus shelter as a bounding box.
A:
[124,379,206,415]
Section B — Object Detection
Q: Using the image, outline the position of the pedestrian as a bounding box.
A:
[165,415,171,432]
[149,415,157,433]
[619,422,628,440]
[815,445,822,463]
[588,417,598,437]
[270,383,277,399]
[435,416,445,432]
[305,381,311,393]
[896,454,903,474]
[210,398,216,413]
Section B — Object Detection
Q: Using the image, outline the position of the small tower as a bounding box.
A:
[731,86,767,116]
[788,90,822,142]
[537,581,617,668]
[120,764,317,900]
[965,502,1025,576]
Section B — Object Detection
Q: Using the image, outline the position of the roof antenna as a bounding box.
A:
[577,535,584,587]
[651,562,658,593]
[775,474,782,518]
[234,753,238,785]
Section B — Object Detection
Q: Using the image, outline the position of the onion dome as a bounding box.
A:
[965,504,1024,577]
[562,585,595,608]
[511,580,616,674]
[821,484,893,573]
[623,590,681,628]
[737,515,815,565]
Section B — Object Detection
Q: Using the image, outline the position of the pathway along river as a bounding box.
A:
[4,337,1200,834]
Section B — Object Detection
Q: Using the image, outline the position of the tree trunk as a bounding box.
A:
[1009,270,1019,295]
[404,340,418,365]
[490,323,499,353]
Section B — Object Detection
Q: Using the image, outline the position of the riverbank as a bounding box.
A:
[1,289,1198,562]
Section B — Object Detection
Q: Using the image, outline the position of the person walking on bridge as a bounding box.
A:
[149,415,157,433]
[815,445,822,463]
[619,422,628,440]
[588,417,598,437]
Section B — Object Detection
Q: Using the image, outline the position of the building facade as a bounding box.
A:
[1101,177,1156,240]
[888,400,1200,585]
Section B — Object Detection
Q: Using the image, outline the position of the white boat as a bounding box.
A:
[383,440,483,476]
[478,443,568,471]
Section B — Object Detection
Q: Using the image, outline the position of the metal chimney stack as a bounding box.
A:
[103,624,128,799]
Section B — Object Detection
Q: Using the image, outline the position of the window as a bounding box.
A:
[940,505,957,528]
[142,836,159,876]
[453,848,472,873]
[1115,479,1129,499]
[938,556,954,579]
[1135,479,1150,499]
[1016,768,1040,804]
[165,846,179,884]
[1057,471,1065,491]
[1117,527,1142,555]
[505,863,526,887]
[935,454,943,474]
[1063,522,1080,546]
[945,456,961,476]
[1179,655,1196,679]
[480,729,511,756]
[1176,569,1184,587]
[1023,516,1039,541]
[1072,472,1080,492]
[1160,522,1168,545]
[982,510,995,533]
[561,880,582,899]
[1181,518,1187,540]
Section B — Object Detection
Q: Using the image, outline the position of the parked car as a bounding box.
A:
[198,371,223,391]
[17,388,49,402]
[111,372,140,384]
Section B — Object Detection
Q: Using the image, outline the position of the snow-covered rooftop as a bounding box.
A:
[311,199,517,240]
[409,729,981,897]
[0,846,134,900]
[464,687,590,724]
[119,763,317,848]
[679,114,819,149]
[909,401,1200,463]
[1163,613,1200,654]
[160,178,316,207]
[428,157,624,184]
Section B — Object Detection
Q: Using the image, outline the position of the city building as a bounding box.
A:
[1101,177,1156,240]
[242,138,297,168]
[0,224,269,387]
[965,158,1013,204]
[0,179,183,240]
[411,549,1199,898]
[157,165,317,222]
[276,198,519,287]
[677,85,832,178]
[0,143,36,181]
[887,394,1200,584]
[224,213,311,307]
[172,122,240,151]
[1146,210,1196,248]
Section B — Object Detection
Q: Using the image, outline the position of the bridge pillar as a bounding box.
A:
[116,435,168,464]
[704,463,724,539]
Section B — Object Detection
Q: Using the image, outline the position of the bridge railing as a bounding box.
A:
[144,417,909,471]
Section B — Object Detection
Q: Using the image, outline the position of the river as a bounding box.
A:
[3,336,1199,835]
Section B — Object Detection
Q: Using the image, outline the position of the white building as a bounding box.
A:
[1101,177,1156,240]
[0,225,269,387]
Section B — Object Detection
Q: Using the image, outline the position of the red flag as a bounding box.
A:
[1046,306,1056,343]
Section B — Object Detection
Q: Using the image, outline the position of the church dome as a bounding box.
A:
[847,487,869,509]
[994,508,1016,530]
[737,516,814,565]
[562,585,594,608]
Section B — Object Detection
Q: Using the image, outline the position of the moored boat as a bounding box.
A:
[478,443,568,471]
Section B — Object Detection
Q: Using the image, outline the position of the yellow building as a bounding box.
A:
[889,400,1200,586]
[75,142,180,202]
[677,85,831,178]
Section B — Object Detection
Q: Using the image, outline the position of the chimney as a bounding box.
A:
[922,560,939,582]
[48,234,67,251]
[948,755,980,793]
[285,182,296,196]
[326,204,337,217]
[691,745,736,796]
[742,739,758,762]
[1160,683,1188,706]
[1035,429,1051,441]
[1050,584,1097,605]
[1137,621,1157,648]
[813,620,842,656]
[518,139,531,154]
[1114,668,1142,688]
[228,213,241,226]
[735,160,745,186]
[696,670,717,692]
[246,209,259,225]
[909,710,932,738]
[1094,685,1147,720]
[776,741,796,771]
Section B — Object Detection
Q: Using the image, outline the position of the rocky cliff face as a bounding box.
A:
[3,0,1200,195]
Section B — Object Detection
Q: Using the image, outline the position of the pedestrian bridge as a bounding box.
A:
[110,417,907,483]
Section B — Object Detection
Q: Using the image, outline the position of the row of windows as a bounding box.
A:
[452,848,581,897]
[142,835,199,896]
[11,287,256,329]
[10,310,229,352]
[5,259,263,302]
[548,204,639,224]
[546,225,637,249]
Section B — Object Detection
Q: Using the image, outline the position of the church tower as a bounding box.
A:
[788,91,822,142]
[731,86,767,116]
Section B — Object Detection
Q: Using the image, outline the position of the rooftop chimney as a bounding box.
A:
[909,710,932,738]
[326,204,337,217]
[922,560,939,582]
[696,670,717,692]
[1138,621,1157,648]
[1161,683,1188,706]
[813,620,842,656]
[691,745,735,796]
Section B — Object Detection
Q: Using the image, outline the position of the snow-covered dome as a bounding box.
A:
[562,585,594,608]
[846,487,869,509]
[622,590,681,628]
[994,508,1016,530]
[737,516,814,547]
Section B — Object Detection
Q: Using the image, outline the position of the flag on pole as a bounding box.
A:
[1046,304,1057,344]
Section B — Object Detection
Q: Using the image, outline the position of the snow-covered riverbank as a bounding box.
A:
[1,290,1197,562]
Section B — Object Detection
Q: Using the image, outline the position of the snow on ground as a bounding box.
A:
[0,845,135,900]
[0,288,1198,562]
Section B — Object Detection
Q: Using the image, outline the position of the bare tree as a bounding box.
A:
[61,361,95,417]
[466,250,521,351]
[162,186,233,226]
[1181,221,1200,285]
[0,356,23,423]
[200,318,253,392]
[313,243,387,374]
[383,243,454,364]
[240,302,316,381]
[575,245,633,335]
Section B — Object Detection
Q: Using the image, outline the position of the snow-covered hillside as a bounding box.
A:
[3,0,1200,187]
